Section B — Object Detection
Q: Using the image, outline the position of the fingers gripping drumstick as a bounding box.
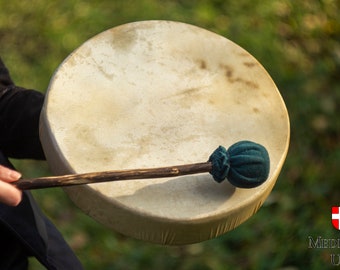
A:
[14,141,270,190]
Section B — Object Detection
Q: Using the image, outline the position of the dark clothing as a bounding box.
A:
[0,58,83,269]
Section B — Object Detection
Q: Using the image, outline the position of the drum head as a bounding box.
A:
[40,21,289,245]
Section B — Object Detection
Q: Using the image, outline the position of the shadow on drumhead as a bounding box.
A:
[114,174,236,221]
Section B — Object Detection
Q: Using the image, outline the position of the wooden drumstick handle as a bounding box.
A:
[13,140,270,190]
[14,163,212,190]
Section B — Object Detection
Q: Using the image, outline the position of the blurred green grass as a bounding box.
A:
[0,0,339,269]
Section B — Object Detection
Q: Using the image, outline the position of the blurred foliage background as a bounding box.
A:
[0,0,339,269]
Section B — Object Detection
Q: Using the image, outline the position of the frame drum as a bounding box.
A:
[40,21,290,245]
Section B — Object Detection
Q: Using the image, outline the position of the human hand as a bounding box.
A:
[0,165,22,206]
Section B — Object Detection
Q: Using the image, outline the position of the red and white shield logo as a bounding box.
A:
[332,206,340,230]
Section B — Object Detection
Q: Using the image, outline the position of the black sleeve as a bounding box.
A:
[0,86,46,160]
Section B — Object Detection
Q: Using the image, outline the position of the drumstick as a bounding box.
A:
[13,140,270,190]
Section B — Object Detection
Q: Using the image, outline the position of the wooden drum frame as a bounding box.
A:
[40,21,290,245]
